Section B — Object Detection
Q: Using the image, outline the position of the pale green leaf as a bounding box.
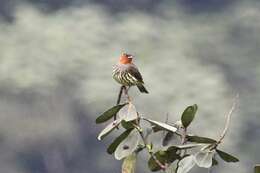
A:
[194,151,214,168]
[97,119,121,140]
[168,144,203,150]
[176,155,196,173]
[143,118,177,132]
[119,103,138,122]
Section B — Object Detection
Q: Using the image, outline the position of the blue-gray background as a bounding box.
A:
[0,0,259,173]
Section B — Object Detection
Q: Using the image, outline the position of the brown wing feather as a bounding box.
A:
[127,64,144,84]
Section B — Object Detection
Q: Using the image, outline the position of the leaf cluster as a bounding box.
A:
[96,102,238,173]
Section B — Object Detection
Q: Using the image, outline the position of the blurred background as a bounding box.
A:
[0,0,259,173]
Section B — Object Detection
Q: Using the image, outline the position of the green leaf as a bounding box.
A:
[181,104,198,128]
[148,148,180,172]
[107,129,133,154]
[122,154,137,173]
[166,146,181,162]
[121,120,136,130]
[194,151,214,168]
[166,148,180,163]
[97,119,121,140]
[216,149,239,162]
[148,157,160,172]
[176,155,195,173]
[152,125,165,132]
[96,103,128,124]
[148,151,168,172]
[143,118,177,132]
[186,135,216,144]
[167,146,179,153]
[115,129,140,160]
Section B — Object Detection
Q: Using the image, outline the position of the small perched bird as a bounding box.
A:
[113,53,149,94]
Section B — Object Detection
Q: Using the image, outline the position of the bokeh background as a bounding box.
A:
[0,0,259,173]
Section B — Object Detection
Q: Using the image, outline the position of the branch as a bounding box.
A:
[181,128,187,145]
[180,127,188,156]
[180,114,188,155]
[114,86,124,121]
[217,94,239,144]
[116,86,124,105]
[123,86,132,102]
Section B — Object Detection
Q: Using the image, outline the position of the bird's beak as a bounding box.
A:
[128,55,134,59]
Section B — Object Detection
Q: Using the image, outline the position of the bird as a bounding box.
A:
[112,53,149,94]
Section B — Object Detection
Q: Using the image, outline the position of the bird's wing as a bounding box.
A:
[127,64,144,84]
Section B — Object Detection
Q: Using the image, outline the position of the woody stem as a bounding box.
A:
[116,86,124,105]
[181,127,188,156]
[123,86,132,102]
[114,86,124,121]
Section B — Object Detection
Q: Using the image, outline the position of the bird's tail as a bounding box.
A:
[137,84,149,94]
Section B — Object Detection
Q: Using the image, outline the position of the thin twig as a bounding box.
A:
[181,128,187,145]
[114,86,124,121]
[123,86,132,102]
[217,94,239,144]
[180,115,188,155]
[181,127,188,156]
[116,86,124,105]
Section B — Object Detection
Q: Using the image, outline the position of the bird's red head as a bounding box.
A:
[119,53,133,64]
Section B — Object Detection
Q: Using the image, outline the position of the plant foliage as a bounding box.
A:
[96,88,239,173]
